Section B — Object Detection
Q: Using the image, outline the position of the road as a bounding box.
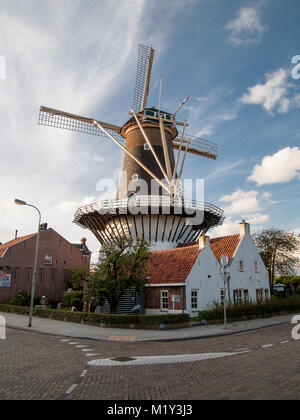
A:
[0,323,299,400]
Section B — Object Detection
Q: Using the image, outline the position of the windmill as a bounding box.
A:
[38,44,224,250]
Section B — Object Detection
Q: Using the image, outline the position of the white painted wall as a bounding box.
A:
[146,223,271,317]
[186,237,222,317]
[183,223,270,316]
[227,223,270,304]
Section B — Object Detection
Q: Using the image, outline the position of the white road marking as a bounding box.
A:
[76,345,88,348]
[88,352,246,367]
[80,370,88,378]
[61,339,71,342]
[82,349,95,352]
[65,384,78,394]
[69,342,80,345]
[87,353,102,357]
[234,348,250,352]
[261,344,274,348]
[280,341,289,344]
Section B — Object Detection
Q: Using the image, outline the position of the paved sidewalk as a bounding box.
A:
[0,311,296,342]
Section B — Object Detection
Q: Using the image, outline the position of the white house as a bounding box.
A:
[145,221,270,317]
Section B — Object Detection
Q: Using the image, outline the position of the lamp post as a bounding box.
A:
[14,199,41,328]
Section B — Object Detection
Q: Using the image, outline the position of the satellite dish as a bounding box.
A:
[220,255,229,268]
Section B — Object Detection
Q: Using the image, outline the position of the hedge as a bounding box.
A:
[0,304,190,327]
[197,297,300,322]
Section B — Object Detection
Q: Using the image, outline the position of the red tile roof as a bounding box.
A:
[147,245,201,285]
[147,234,241,285]
[0,233,36,257]
[210,234,240,262]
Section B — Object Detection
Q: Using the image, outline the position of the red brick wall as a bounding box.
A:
[0,228,90,303]
[145,286,186,312]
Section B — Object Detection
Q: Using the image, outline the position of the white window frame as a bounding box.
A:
[160,290,169,311]
[44,255,53,265]
[234,289,243,304]
[191,289,199,311]
[256,288,264,301]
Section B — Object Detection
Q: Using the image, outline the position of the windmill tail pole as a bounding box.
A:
[173,96,190,117]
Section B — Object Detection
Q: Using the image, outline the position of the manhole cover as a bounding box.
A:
[111,357,136,362]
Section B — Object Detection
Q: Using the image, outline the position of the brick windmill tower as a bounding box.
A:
[39,44,224,250]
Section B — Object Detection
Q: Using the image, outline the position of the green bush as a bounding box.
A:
[0,304,190,326]
[8,291,30,307]
[62,291,84,311]
[197,297,300,322]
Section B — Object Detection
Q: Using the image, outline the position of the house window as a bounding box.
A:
[256,288,264,301]
[239,261,244,272]
[160,290,169,311]
[244,289,249,303]
[191,290,199,310]
[234,289,243,304]
[254,262,259,273]
[44,255,53,265]
[265,289,269,300]
[144,143,150,150]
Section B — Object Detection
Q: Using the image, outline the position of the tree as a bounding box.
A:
[253,228,299,292]
[87,236,151,313]
[66,266,90,291]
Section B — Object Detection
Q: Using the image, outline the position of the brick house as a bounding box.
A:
[145,221,270,317]
[0,228,91,303]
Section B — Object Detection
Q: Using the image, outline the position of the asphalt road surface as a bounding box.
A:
[0,323,299,400]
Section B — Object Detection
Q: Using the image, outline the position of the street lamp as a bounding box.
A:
[14,199,41,328]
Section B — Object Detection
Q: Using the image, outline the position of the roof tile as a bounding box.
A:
[147,234,241,285]
[148,245,201,285]
[0,233,36,257]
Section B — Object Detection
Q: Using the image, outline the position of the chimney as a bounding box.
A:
[239,220,250,237]
[199,235,210,250]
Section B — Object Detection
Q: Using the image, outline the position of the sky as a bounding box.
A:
[0,0,300,262]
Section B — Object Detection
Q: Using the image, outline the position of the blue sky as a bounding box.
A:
[0,0,300,260]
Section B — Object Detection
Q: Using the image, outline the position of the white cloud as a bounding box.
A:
[220,189,262,215]
[240,68,291,115]
[245,213,269,225]
[210,214,268,238]
[248,147,300,186]
[226,7,267,46]
[210,217,240,238]
[215,189,270,236]
[0,0,148,259]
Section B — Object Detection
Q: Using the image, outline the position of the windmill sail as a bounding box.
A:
[132,44,155,113]
[38,106,124,142]
[173,133,218,160]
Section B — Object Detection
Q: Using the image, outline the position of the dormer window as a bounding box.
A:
[144,143,150,151]
[132,174,139,181]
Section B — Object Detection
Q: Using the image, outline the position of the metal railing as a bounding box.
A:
[74,195,224,220]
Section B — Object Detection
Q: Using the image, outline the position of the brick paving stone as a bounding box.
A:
[0,323,299,400]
